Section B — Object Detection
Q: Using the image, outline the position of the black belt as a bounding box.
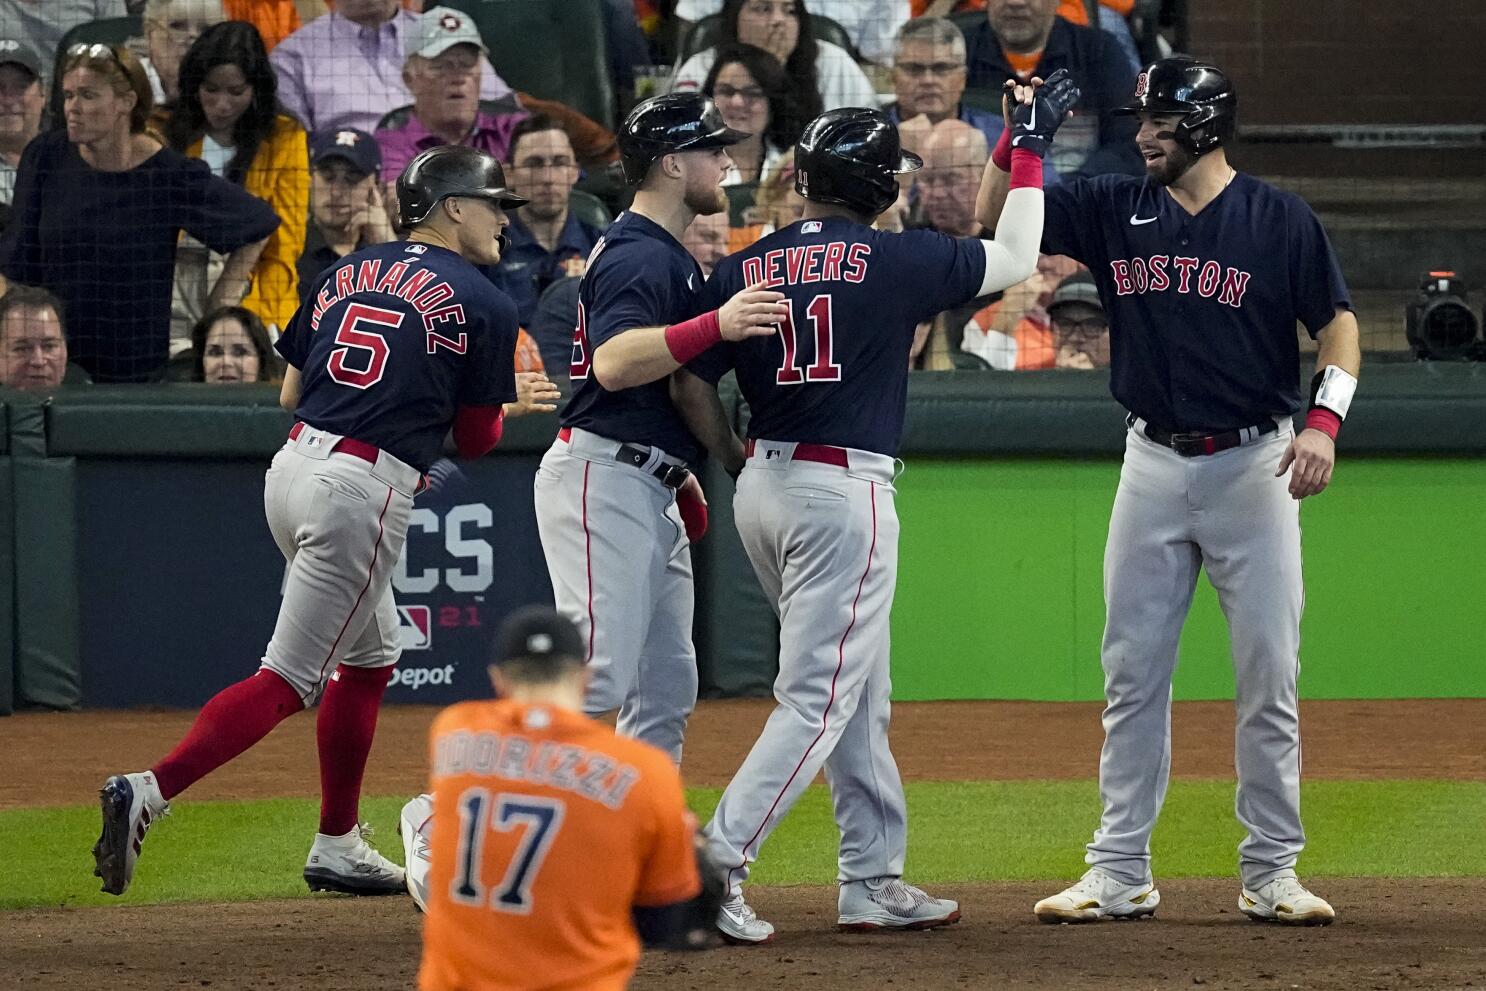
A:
[1129,413,1279,458]
[617,442,691,489]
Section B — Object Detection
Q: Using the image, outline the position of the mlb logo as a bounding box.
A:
[765,449,780,460]
[406,244,428,255]
[1133,71,1148,98]
[802,221,823,233]
[398,606,432,650]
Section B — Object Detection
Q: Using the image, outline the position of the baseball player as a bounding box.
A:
[534,93,786,763]
[405,607,724,991]
[978,58,1360,926]
[92,145,556,897]
[671,95,1075,942]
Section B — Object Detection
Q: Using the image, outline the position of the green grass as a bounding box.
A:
[7,780,1485,910]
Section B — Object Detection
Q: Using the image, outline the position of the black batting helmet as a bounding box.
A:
[1116,56,1237,155]
[794,108,921,218]
[396,145,528,227]
[618,92,749,185]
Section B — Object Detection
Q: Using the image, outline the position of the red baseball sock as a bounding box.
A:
[315,664,395,836]
[152,668,304,801]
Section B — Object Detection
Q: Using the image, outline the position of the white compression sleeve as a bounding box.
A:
[976,185,1044,297]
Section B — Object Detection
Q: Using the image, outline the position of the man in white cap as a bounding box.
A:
[374,6,530,181]
[271,0,514,135]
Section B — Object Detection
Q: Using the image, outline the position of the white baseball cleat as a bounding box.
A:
[1240,877,1336,926]
[837,877,961,932]
[717,892,775,944]
[304,823,406,895]
[1034,867,1161,924]
[398,794,435,912]
[92,771,170,896]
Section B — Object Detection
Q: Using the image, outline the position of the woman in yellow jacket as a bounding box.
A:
[165,20,307,335]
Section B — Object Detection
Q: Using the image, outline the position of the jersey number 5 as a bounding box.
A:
[327,303,401,389]
[776,294,841,385]
[451,788,566,915]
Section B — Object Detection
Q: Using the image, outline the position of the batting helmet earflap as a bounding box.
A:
[618,92,750,185]
[1116,56,1237,155]
[396,145,528,228]
[793,108,921,218]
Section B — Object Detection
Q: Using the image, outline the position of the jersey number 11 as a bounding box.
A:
[776,294,841,385]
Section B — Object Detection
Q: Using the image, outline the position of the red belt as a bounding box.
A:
[744,438,850,467]
[558,427,572,442]
[289,421,381,466]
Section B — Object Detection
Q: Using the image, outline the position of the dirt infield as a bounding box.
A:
[4,698,1485,989]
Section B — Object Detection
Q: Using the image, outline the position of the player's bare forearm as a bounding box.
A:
[208,238,269,310]
[670,369,744,476]
[591,327,682,391]
[1313,309,1361,378]
[279,364,301,413]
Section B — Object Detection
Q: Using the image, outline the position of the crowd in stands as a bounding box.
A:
[0,0,1152,390]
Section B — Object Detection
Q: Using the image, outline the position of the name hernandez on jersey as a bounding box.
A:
[309,250,470,342]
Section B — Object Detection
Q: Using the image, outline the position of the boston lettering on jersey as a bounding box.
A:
[1107,254,1252,308]
[433,729,640,811]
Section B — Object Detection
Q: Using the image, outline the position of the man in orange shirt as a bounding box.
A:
[406,607,721,991]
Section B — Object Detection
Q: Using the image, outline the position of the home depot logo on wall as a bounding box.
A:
[398,605,433,650]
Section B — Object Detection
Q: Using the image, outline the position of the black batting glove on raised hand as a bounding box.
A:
[1010,68,1081,159]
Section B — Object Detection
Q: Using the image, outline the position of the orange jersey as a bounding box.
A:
[418,700,700,991]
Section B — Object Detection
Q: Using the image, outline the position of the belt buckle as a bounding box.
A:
[658,463,690,490]
[1169,432,1206,457]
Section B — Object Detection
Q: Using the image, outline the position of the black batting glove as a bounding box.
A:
[1010,68,1081,159]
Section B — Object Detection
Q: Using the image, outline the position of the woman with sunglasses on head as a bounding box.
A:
[702,42,803,187]
[165,20,307,337]
[671,0,874,117]
[0,44,277,383]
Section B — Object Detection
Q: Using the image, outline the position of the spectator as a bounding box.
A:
[0,284,73,391]
[1044,269,1109,368]
[140,0,225,107]
[960,253,1083,369]
[490,115,601,330]
[681,210,729,276]
[0,43,278,382]
[884,17,1056,185]
[704,42,801,186]
[375,6,528,181]
[190,303,279,381]
[731,148,802,249]
[670,0,873,116]
[297,127,393,302]
[270,0,513,135]
[675,0,910,65]
[223,0,299,51]
[165,20,308,333]
[0,2,128,68]
[912,118,986,237]
[964,0,1142,177]
[0,42,45,222]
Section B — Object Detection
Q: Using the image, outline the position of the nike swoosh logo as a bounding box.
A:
[1129,214,1158,226]
[687,274,696,290]
[1011,103,1037,147]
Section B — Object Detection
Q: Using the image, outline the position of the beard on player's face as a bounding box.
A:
[1144,140,1196,186]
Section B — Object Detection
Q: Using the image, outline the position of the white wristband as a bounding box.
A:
[1314,364,1358,419]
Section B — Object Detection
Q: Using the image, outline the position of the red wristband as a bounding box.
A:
[992,128,1013,172]
[1009,147,1042,190]
[663,309,722,365]
[1305,408,1341,440]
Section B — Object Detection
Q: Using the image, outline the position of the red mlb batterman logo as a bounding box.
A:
[398,605,433,650]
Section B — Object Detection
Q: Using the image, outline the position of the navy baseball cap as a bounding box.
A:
[310,128,382,176]
[493,607,585,669]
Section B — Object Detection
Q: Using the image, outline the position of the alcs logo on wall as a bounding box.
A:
[393,503,494,594]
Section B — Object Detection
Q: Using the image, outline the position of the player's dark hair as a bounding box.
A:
[720,0,823,126]
[60,44,154,134]
[0,284,65,336]
[506,113,569,164]
[703,42,808,155]
[165,21,281,185]
[189,305,280,383]
[498,654,585,686]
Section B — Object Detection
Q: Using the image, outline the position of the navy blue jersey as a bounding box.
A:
[690,218,987,456]
[560,211,706,464]
[277,241,519,472]
[1043,173,1352,432]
